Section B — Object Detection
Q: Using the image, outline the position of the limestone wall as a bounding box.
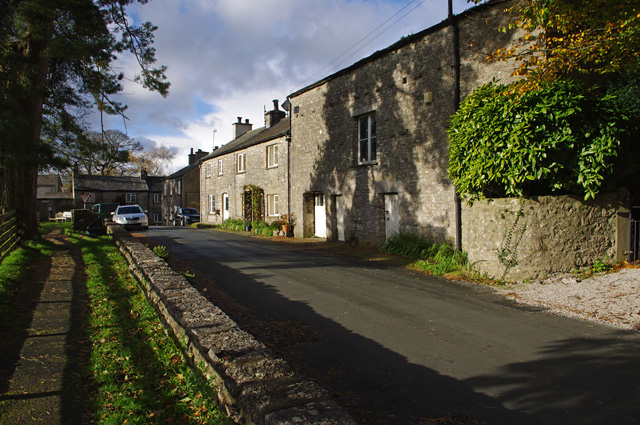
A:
[462,191,631,282]
[109,225,355,425]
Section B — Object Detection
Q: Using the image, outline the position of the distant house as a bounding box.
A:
[163,148,208,225]
[200,101,289,226]
[73,170,165,225]
[36,174,73,221]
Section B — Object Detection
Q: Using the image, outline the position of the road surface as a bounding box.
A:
[142,227,640,425]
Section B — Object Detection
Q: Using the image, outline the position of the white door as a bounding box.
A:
[336,195,345,241]
[385,194,399,239]
[314,193,327,238]
[222,193,229,221]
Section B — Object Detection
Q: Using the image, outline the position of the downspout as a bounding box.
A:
[286,96,292,228]
[449,0,463,252]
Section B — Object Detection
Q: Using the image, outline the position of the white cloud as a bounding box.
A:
[93,0,475,175]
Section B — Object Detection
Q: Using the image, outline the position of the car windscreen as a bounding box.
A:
[118,207,142,214]
[182,208,199,214]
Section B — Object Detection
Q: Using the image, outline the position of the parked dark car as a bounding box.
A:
[174,208,200,226]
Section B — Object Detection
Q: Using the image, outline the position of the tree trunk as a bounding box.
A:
[1,10,52,239]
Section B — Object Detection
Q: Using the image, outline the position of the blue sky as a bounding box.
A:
[98,0,477,173]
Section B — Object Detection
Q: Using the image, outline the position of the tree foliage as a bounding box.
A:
[130,144,176,176]
[479,0,640,82]
[448,79,637,200]
[0,0,169,238]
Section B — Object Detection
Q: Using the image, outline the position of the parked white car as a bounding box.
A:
[112,204,149,230]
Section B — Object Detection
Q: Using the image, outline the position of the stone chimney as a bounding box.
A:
[140,168,148,179]
[265,99,286,128]
[233,117,253,139]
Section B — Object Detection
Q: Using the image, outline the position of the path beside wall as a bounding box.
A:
[462,190,631,282]
[107,225,356,425]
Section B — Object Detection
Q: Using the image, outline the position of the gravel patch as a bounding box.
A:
[494,267,640,331]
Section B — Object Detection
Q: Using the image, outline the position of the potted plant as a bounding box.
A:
[279,213,296,236]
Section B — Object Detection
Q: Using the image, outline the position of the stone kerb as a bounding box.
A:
[106,225,356,425]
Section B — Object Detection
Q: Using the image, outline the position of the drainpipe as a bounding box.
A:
[449,0,463,252]
[286,96,292,227]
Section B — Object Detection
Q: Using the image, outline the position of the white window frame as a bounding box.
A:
[206,162,212,178]
[237,152,246,173]
[209,194,215,214]
[154,193,161,203]
[218,159,224,175]
[267,194,280,217]
[126,193,136,203]
[267,144,278,168]
[154,213,161,223]
[358,114,377,164]
[177,180,182,195]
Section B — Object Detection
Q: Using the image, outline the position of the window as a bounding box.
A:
[126,193,136,203]
[177,180,182,195]
[154,193,161,203]
[267,144,278,168]
[358,114,377,164]
[206,163,212,177]
[267,194,280,216]
[209,194,215,214]
[154,213,161,223]
[218,159,224,175]
[237,152,246,173]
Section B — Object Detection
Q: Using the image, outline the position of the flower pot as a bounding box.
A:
[281,224,291,234]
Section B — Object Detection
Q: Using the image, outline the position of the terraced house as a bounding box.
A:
[200,101,290,225]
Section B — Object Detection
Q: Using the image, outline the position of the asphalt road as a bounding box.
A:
[143,227,640,425]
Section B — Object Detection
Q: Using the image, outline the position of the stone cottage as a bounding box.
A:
[287,1,519,245]
[73,170,164,225]
[200,101,290,226]
[163,148,208,225]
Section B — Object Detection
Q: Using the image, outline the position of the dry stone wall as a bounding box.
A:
[108,225,355,425]
[462,191,631,282]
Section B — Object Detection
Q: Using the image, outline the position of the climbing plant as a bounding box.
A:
[243,185,264,222]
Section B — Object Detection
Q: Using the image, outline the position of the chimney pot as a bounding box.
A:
[273,99,279,110]
[237,117,242,123]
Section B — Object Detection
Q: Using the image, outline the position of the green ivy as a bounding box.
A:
[448,79,635,200]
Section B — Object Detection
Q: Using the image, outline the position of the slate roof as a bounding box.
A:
[74,175,149,192]
[201,117,290,161]
[146,176,165,192]
[166,163,200,179]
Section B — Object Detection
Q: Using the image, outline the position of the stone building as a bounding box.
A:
[163,148,208,225]
[73,170,164,225]
[200,101,290,226]
[287,1,519,245]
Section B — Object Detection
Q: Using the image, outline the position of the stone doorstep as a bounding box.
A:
[108,226,356,425]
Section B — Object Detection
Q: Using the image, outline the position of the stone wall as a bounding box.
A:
[107,225,353,424]
[288,1,520,246]
[462,190,631,282]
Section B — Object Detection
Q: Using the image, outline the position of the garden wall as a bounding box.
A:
[107,225,355,425]
[462,190,631,282]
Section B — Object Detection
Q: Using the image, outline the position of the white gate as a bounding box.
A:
[315,193,327,238]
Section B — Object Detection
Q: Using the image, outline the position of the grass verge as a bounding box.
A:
[67,232,231,425]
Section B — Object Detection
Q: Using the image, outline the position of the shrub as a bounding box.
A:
[448,79,635,200]
[382,233,467,276]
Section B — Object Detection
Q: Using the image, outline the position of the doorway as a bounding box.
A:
[222,193,229,221]
[384,193,399,240]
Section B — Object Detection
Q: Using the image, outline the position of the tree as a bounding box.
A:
[56,129,143,176]
[130,144,176,176]
[478,0,640,82]
[0,0,169,238]
[448,79,637,201]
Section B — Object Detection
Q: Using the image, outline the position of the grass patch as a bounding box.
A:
[0,237,53,321]
[381,233,468,276]
[69,233,230,425]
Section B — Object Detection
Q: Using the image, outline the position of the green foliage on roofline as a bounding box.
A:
[447,78,638,201]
